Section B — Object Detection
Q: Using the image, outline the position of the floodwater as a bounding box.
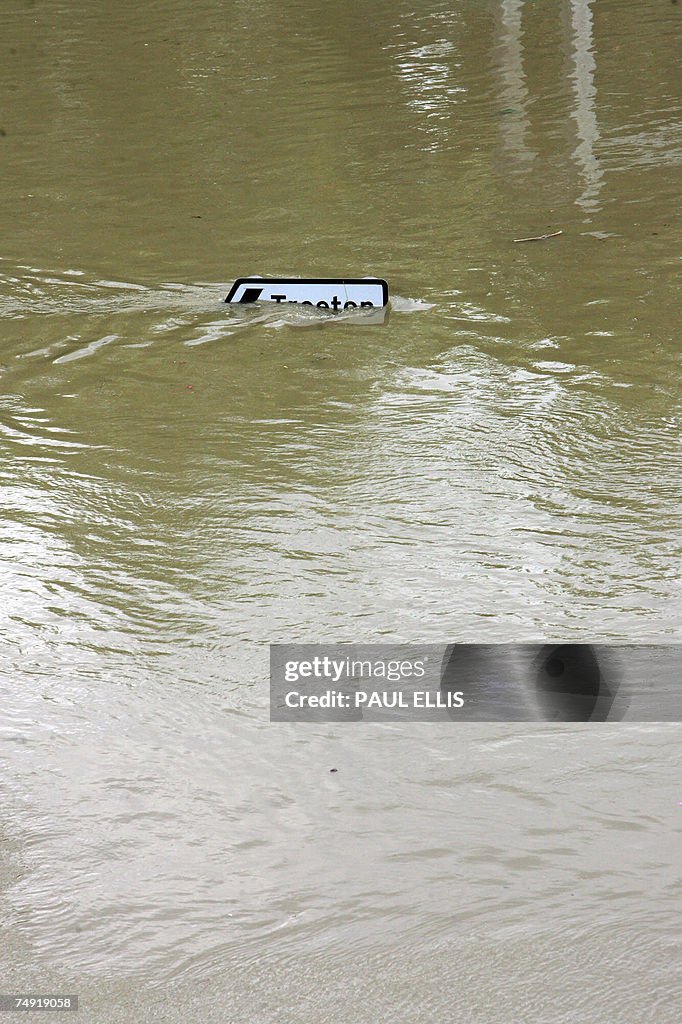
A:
[1,0,680,1020]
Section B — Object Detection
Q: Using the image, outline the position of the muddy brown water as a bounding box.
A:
[1,1,680,1020]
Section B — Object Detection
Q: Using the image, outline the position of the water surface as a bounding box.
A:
[1,1,680,1020]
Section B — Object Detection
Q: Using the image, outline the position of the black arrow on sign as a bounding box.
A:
[238,287,263,303]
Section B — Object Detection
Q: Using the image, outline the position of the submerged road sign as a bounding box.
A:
[225,278,389,310]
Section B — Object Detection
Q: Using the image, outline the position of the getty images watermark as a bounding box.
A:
[280,651,462,712]
[270,643,682,722]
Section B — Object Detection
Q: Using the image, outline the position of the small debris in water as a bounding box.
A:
[513,230,563,243]
[329,768,338,773]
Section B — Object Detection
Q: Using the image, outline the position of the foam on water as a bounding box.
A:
[0,262,433,362]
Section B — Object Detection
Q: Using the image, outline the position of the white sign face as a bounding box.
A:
[225,277,388,310]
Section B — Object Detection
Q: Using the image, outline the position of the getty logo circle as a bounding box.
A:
[439,644,628,721]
